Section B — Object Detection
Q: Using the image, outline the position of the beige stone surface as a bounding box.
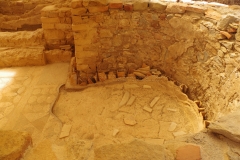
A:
[208,109,240,143]
[0,130,31,160]
[94,139,174,160]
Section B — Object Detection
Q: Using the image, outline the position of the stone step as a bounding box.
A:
[0,29,44,47]
[0,46,45,67]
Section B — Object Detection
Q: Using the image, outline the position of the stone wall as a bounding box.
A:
[41,5,74,49]
[69,0,240,120]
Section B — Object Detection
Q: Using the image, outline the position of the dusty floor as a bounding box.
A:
[0,63,240,159]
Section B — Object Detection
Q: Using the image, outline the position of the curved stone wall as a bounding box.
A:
[67,1,240,120]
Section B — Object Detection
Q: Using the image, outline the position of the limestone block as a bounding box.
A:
[217,15,238,31]
[185,5,207,13]
[0,131,31,160]
[59,124,72,138]
[44,30,65,40]
[204,9,221,21]
[75,46,98,59]
[99,29,113,38]
[108,71,116,79]
[71,8,87,16]
[71,0,83,9]
[55,23,72,30]
[0,47,45,67]
[143,106,153,113]
[150,97,160,107]
[119,91,130,107]
[42,23,55,29]
[149,1,167,12]
[220,40,234,50]
[98,72,107,82]
[72,16,82,24]
[119,19,130,27]
[94,140,174,160]
[133,0,149,11]
[124,115,137,126]
[41,17,60,24]
[236,27,240,41]
[168,122,177,131]
[88,6,109,13]
[234,41,240,52]
[165,3,187,14]
[72,21,98,31]
[76,64,89,71]
[109,0,123,9]
[41,5,58,18]
[126,96,136,106]
[208,109,240,143]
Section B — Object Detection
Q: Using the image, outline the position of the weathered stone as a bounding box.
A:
[109,0,123,9]
[143,106,153,113]
[108,71,116,79]
[98,72,107,82]
[41,17,60,24]
[234,41,240,52]
[176,144,201,160]
[0,131,31,160]
[143,85,151,89]
[59,124,72,138]
[94,140,174,160]
[133,0,149,11]
[126,96,136,106]
[71,0,83,9]
[150,97,160,107]
[173,131,186,137]
[149,1,167,12]
[165,3,187,14]
[124,115,137,126]
[217,15,238,30]
[119,91,130,107]
[220,40,234,50]
[236,27,240,41]
[185,5,207,13]
[168,122,177,132]
[88,6,108,13]
[99,29,113,38]
[133,71,145,78]
[204,9,221,20]
[71,8,87,15]
[209,109,240,143]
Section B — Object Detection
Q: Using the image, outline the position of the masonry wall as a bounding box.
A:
[69,0,240,120]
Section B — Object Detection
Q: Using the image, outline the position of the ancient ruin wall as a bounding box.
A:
[67,1,240,120]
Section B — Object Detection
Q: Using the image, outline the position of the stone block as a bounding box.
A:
[236,27,240,41]
[42,23,55,29]
[77,64,89,71]
[124,3,133,11]
[99,29,113,38]
[72,21,98,31]
[165,3,187,14]
[217,14,238,31]
[55,23,72,30]
[109,0,123,9]
[74,38,92,45]
[149,1,167,12]
[41,17,60,24]
[75,46,98,58]
[176,144,201,160]
[71,0,83,8]
[133,1,149,11]
[44,30,65,40]
[71,8,87,16]
[88,6,109,13]
[185,5,207,13]
[72,16,82,24]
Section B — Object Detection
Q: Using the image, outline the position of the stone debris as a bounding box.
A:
[176,144,201,160]
[126,96,136,106]
[123,115,137,126]
[143,85,152,89]
[0,131,31,160]
[59,124,72,138]
[112,129,119,137]
[150,97,160,108]
[167,108,177,112]
[124,84,140,89]
[119,91,130,107]
[208,109,240,143]
[173,131,187,137]
[143,105,153,113]
[168,122,177,132]
[133,71,146,78]
[98,72,107,82]
[220,31,232,39]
